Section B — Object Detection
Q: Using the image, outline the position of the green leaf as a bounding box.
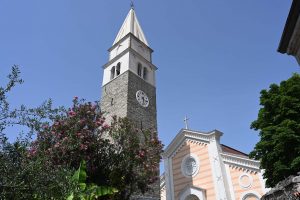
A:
[72,160,87,184]
[87,185,118,197]
[66,192,74,200]
[79,183,87,191]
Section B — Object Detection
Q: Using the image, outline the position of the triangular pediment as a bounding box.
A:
[163,129,223,158]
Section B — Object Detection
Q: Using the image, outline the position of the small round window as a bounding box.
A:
[181,154,199,177]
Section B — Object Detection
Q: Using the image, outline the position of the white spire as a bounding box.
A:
[113,8,149,46]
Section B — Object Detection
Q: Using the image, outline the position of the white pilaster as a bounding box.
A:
[225,164,236,200]
[164,157,175,200]
[207,132,230,200]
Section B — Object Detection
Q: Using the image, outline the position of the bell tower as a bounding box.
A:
[100,7,157,132]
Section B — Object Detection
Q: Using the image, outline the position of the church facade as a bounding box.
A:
[100,7,267,200]
[160,129,268,200]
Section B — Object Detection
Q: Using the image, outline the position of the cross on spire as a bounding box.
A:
[184,116,190,130]
[130,0,134,9]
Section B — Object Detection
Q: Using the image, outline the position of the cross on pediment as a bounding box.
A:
[184,116,189,129]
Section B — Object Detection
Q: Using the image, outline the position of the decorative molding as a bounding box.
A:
[178,185,207,200]
[240,190,261,200]
[163,129,223,159]
[103,46,157,70]
[109,33,153,53]
[239,173,253,189]
[180,154,200,178]
[221,152,260,171]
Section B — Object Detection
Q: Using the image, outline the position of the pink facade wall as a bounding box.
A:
[228,165,264,199]
[171,141,216,199]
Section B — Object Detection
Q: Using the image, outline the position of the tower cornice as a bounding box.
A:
[108,33,153,53]
[103,47,157,71]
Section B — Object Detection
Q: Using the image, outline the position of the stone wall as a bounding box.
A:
[261,173,300,200]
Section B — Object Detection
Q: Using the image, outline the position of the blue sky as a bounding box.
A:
[0,0,298,157]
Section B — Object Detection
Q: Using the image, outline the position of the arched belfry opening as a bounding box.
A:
[137,63,142,77]
[143,67,148,80]
[110,66,115,80]
[116,62,121,76]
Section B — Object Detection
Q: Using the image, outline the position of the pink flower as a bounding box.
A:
[74,96,78,100]
[103,124,110,129]
[30,148,36,155]
[54,142,60,148]
[138,150,145,158]
[42,124,49,129]
[95,121,102,126]
[54,121,60,126]
[68,110,76,117]
[80,144,87,150]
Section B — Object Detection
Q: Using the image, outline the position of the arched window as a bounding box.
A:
[143,67,148,80]
[185,194,199,200]
[137,63,142,77]
[110,66,115,80]
[116,62,121,76]
[243,194,259,200]
[241,192,260,200]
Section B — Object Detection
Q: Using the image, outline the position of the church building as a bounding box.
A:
[160,129,268,200]
[100,6,268,200]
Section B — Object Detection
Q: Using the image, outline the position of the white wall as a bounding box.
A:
[102,52,130,86]
[129,53,155,86]
[109,37,130,61]
[131,37,151,61]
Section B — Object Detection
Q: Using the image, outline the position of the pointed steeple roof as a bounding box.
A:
[113,8,149,46]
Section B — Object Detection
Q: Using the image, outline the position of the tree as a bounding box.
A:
[0,66,73,199]
[0,139,74,199]
[32,98,163,200]
[0,65,66,138]
[250,73,300,187]
[67,160,118,200]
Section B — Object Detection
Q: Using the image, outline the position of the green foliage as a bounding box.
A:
[108,117,163,199]
[67,160,118,200]
[250,73,300,187]
[0,66,73,199]
[0,133,74,199]
[0,65,65,139]
[0,65,23,135]
[33,99,163,200]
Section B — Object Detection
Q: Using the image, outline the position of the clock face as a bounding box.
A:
[136,90,149,107]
